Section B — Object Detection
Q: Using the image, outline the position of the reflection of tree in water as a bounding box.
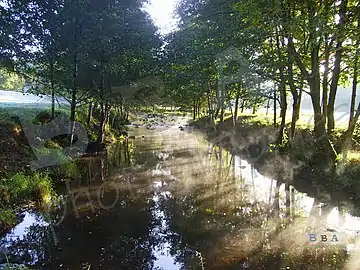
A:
[0,222,54,265]
[3,186,162,269]
[157,147,349,269]
[157,149,270,269]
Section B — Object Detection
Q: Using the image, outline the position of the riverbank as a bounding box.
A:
[191,115,360,214]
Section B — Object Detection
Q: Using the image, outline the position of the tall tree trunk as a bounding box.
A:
[197,99,201,118]
[193,97,196,121]
[297,80,303,121]
[252,105,257,115]
[69,87,77,145]
[98,102,105,143]
[290,98,298,139]
[349,13,360,125]
[290,92,301,139]
[322,37,330,126]
[105,104,111,126]
[111,110,117,127]
[220,107,224,123]
[69,19,79,145]
[276,31,287,144]
[86,102,92,126]
[286,27,300,139]
[349,49,359,126]
[207,87,212,119]
[278,89,287,145]
[233,85,241,125]
[293,78,303,135]
[241,100,246,113]
[293,81,303,136]
[70,88,77,123]
[310,78,326,139]
[273,87,277,128]
[50,56,55,119]
[327,0,348,133]
[97,61,105,144]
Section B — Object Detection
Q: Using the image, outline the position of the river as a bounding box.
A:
[1,125,360,269]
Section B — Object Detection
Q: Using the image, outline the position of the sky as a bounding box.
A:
[144,0,179,35]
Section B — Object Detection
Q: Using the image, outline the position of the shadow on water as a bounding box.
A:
[2,127,360,269]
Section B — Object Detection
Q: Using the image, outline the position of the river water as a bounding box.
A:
[1,125,360,269]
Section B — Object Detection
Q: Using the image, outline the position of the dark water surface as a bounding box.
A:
[2,126,360,269]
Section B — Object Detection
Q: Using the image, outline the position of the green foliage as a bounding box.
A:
[0,69,25,91]
[0,172,54,205]
[0,0,161,143]
[332,159,360,193]
[0,209,16,228]
[32,148,81,179]
[55,161,81,180]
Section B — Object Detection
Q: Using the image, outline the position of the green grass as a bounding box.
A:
[0,106,69,125]
[212,110,350,130]
[0,172,54,205]
[0,209,16,228]
[33,146,71,164]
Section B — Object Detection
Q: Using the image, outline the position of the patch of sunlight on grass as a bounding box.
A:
[212,111,350,136]
[347,151,360,162]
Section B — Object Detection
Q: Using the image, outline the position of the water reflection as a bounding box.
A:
[1,127,360,269]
